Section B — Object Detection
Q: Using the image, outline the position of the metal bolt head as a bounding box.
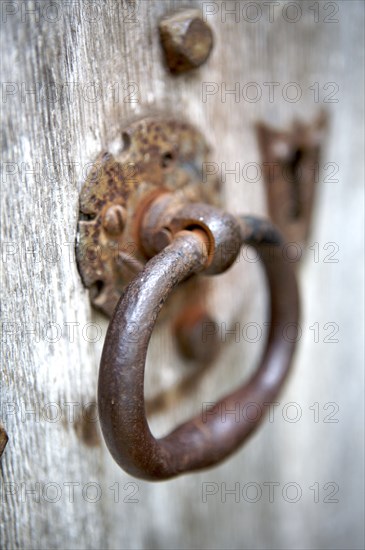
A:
[102,204,126,235]
[174,306,220,364]
[159,10,213,74]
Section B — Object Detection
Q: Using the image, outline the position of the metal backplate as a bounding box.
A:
[256,112,328,246]
[76,116,221,317]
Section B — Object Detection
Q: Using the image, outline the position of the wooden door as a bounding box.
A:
[1,1,364,548]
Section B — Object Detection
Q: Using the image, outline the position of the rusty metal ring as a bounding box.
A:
[98,215,299,480]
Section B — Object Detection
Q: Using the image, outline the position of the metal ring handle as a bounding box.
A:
[98,215,299,480]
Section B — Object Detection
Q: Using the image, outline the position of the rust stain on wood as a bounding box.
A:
[0,423,9,458]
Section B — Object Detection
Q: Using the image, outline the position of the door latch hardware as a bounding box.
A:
[77,117,299,480]
[76,117,220,318]
[256,112,328,247]
[98,201,299,480]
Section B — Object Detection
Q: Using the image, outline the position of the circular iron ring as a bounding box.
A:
[98,215,299,480]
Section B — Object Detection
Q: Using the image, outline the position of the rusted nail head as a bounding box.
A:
[175,309,220,364]
[102,204,126,235]
[159,10,213,74]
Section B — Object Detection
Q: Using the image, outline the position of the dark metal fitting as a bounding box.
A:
[76,116,300,481]
[98,214,299,480]
[139,193,242,275]
[173,305,220,365]
[76,116,219,318]
[159,10,214,74]
[102,204,127,236]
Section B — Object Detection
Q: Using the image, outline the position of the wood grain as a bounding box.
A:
[1,1,364,548]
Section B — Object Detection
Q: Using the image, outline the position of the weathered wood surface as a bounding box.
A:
[1,1,364,548]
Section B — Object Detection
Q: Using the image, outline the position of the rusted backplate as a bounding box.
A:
[256,112,328,246]
[76,117,221,317]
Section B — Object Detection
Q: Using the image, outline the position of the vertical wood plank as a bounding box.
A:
[1,1,363,549]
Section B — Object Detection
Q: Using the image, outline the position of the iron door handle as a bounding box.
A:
[98,201,299,481]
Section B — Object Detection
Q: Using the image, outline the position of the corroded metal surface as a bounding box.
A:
[256,112,328,247]
[140,194,242,274]
[159,10,213,74]
[173,304,220,364]
[98,206,300,480]
[77,117,220,317]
